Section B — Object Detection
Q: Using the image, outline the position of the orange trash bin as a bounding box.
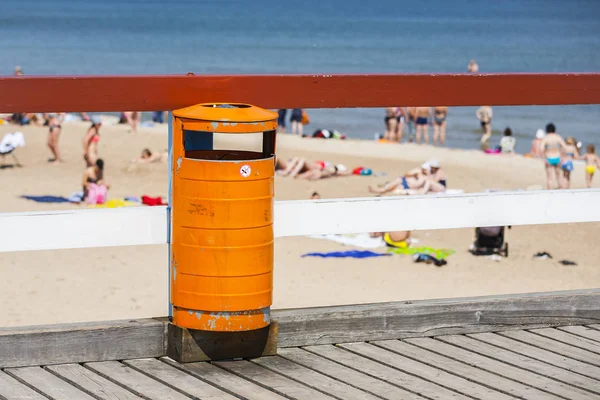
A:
[170,103,278,332]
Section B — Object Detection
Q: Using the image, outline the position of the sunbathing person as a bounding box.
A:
[370,231,412,248]
[426,160,447,193]
[369,165,432,195]
[133,148,168,163]
[296,162,351,180]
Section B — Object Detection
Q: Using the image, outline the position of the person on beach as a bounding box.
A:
[47,113,64,164]
[384,107,398,141]
[395,107,406,142]
[561,137,579,189]
[296,162,351,180]
[476,106,493,148]
[414,107,431,144]
[311,191,321,200]
[370,231,412,249]
[468,59,479,73]
[433,106,448,146]
[406,107,416,142]
[368,164,435,195]
[290,109,304,135]
[579,144,600,188]
[499,127,516,154]
[82,158,110,204]
[123,111,140,133]
[428,160,447,191]
[152,111,165,124]
[133,148,168,163]
[83,116,102,167]
[14,66,23,76]
[540,123,566,190]
[277,109,287,133]
[528,129,545,158]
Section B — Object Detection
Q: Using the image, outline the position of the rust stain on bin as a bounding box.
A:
[170,103,277,332]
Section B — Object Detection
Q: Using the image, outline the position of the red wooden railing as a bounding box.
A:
[1,73,599,112]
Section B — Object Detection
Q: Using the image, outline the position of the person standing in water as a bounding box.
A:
[414,107,431,144]
[433,106,448,146]
[476,106,493,148]
[561,137,579,189]
[468,59,479,72]
[384,107,399,141]
[406,107,417,142]
[540,123,566,190]
[579,144,600,188]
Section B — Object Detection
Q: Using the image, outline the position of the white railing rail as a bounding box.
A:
[2,189,600,253]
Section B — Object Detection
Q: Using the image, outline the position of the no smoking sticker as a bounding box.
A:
[240,165,251,178]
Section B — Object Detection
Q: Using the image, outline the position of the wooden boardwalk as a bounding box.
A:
[1,325,599,400]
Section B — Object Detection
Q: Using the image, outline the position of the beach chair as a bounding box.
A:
[0,132,25,168]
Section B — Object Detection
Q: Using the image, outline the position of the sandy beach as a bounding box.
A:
[1,119,599,327]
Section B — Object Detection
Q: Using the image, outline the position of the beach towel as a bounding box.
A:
[142,195,167,206]
[302,250,391,259]
[20,195,70,203]
[387,246,455,260]
[308,233,386,249]
[90,199,139,208]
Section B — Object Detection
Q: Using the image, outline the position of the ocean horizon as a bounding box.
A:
[1,0,599,153]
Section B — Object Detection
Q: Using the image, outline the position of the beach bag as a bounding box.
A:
[301,110,310,125]
[86,183,108,205]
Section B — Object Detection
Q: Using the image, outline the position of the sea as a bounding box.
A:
[1,0,599,153]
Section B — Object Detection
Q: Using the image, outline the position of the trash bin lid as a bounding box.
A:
[173,103,277,123]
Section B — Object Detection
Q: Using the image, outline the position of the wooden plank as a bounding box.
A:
[0,370,47,400]
[5,189,600,252]
[304,344,470,399]
[339,342,513,400]
[278,347,423,399]
[406,337,596,400]
[1,73,600,113]
[274,289,600,347]
[274,189,600,238]
[161,357,287,400]
[500,330,600,366]
[374,339,555,400]
[46,364,143,400]
[529,328,600,354]
[214,359,337,400]
[85,361,190,400]
[251,355,382,400]
[0,319,165,368]
[5,366,95,399]
[469,332,600,381]
[559,326,600,343]
[0,207,167,253]
[124,358,236,399]
[438,334,600,396]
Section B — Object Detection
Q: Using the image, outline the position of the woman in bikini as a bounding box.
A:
[540,123,566,190]
[83,117,102,167]
[561,137,579,189]
[433,106,448,146]
[579,144,600,188]
[82,158,110,203]
[384,107,399,141]
[47,113,64,164]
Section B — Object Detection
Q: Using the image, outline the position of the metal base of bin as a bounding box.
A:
[167,321,278,362]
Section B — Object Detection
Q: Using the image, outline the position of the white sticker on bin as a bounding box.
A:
[240,165,251,178]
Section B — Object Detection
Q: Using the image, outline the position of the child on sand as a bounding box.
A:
[579,144,600,188]
[561,137,579,189]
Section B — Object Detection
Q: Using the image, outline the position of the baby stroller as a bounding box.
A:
[469,226,510,257]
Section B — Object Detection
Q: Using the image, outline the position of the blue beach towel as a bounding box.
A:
[21,195,70,203]
[302,250,391,259]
